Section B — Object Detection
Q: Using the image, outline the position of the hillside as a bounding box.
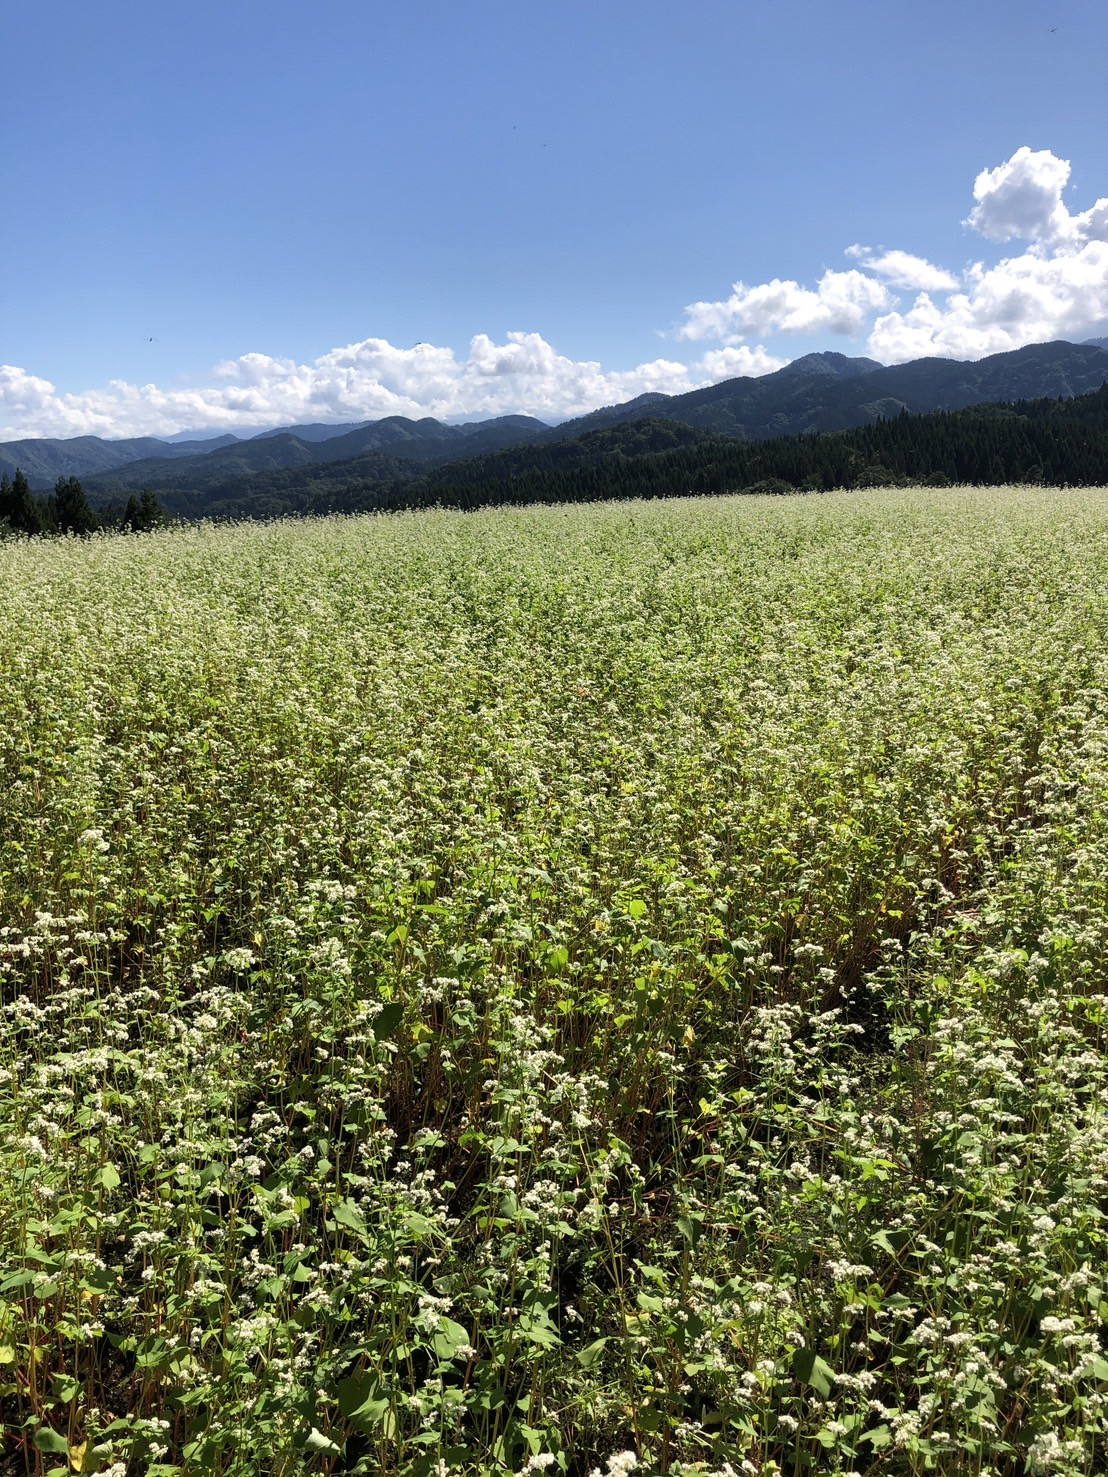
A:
[82,378,1108,523]
[545,340,1108,442]
[398,382,1108,510]
[0,417,550,491]
[8,339,1108,494]
[82,414,551,496]
[0,432,240,485]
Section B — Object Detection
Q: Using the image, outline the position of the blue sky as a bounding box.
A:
[3,0,1107,438]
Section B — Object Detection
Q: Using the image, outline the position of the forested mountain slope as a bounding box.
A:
[544,340,1108,442]
[10,339,1107,492]
[81,381,1108,523]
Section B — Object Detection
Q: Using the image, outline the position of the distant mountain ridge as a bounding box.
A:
[85,414,552,496]
[0,432,240,485]
[104,378,1108,527]
[543,341,1108,443]
[5,339,1108,490]
[249,421,372,443]
[3,416,551,490]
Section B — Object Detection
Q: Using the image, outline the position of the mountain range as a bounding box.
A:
[4,339,1107,495]
[0,415,550,490]
[542,340,1108,442]
[78,415,551,496]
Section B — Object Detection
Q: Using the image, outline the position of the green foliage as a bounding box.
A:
[52,475,100,535]
[0,469,109,537]
[0,466,50,535]
[2,489,1108,1475]
[120,488,168,532]
[85,380,1108,524]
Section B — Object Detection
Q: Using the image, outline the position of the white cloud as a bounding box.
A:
[0,366,63,431]
[868,147,1108,361]
[677,146,1108,366]
[693,345,786,379]
[845,245,959,292]
[868,240,1108,361]
[4,146,1107,440]
[965,146,1076,244]
[962,146,1108,251]
[0,333,757,441]
[678,269,892,343]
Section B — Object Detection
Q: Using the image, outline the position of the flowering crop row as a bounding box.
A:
[1,488,1107,1476]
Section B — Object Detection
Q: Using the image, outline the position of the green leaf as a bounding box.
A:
[32,1428,71,1456]
[518,1316,561,1349]
[330,1198,367,1236]
[304,1427,341,1456]
[432,1316,472,1360]
[576,1337,607,1369]
[92,1163,121,1192]
[337,1373,395,1433]
[676,1211,705,1247]
[871,1226,912,1257]
[861,1424,893,1449]
[337,1373,382,1420]
[79,1267,118,1295]
[51,1373,81,1403]
[372,1001,404,1039]
[1079,1355,1108,1382]
[792,1348,836,1399]
[403,1211,436,1238]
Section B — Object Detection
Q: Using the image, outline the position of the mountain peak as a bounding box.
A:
[774,351,883,380]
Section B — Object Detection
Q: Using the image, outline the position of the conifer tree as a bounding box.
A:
[122,488,166,532]
[6,469,48,535]
[52,475,100,535]
[122,493,143,532]
[139,488,164,530]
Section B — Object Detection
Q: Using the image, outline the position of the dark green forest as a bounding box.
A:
[0,471,166,537]
[4,384,1107,535]
[401,391,1108,510]
[141,382,1108,522]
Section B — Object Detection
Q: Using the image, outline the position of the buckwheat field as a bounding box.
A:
[3,487,1108,1477]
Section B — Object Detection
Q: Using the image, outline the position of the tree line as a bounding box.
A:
[9,381,1108,532]
[396,384,1108,511]
[0,470,167,537]
[122,382,1108,524]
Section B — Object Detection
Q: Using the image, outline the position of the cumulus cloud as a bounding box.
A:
[867,240,1108,361]
[678,269,892,343]
[693,345,787,379]
[675,145,1108,366]
[965,146,1077,244]
[961,146,1108,250]
[0,366,63,429]
[0,332,786,441]
[845,246,959,292]
[5,146,1107,439]
[868,148,1108,361]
